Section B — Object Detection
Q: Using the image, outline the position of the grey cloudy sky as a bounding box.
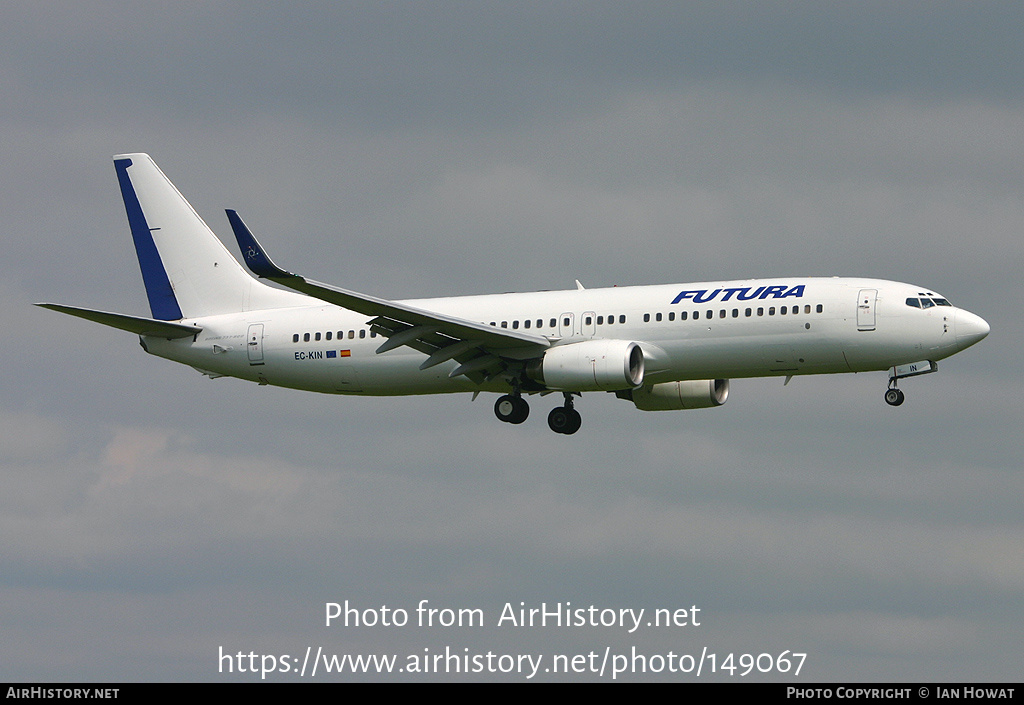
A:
[1,1,1021,681]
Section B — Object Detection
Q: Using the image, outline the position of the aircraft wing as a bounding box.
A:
[226,210,550,381]
[35,303,201,338]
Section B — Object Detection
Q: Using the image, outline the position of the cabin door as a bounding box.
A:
[856,289,877,331]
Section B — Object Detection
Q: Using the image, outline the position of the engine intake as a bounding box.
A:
[620,379,730,411]
[527,339,644,392]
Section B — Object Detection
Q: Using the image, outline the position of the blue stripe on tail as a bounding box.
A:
[114,158,183,321]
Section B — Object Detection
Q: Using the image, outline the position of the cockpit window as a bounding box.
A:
[907,296,953,309]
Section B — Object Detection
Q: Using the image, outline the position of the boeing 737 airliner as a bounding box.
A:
[38,154,990,434]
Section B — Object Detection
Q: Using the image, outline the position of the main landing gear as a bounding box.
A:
[493,392,582,434]
[494,394,529,424]
[547,394,582,435]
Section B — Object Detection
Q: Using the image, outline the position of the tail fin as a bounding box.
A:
[113,154,303,319]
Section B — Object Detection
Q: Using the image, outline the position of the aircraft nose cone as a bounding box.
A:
[955,310,990,350]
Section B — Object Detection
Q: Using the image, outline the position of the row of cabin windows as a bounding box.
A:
[492,318,554,330]
[293,329,376,343]
[643,304,823,322]
[290,304,825,343]
[489,315,626,329]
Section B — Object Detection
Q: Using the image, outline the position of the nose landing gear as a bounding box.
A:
[884,386,905,406]
[884,360,939,406]
[885,374,905,407]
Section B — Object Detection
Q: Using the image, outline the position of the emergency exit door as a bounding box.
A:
[247,323,265,365]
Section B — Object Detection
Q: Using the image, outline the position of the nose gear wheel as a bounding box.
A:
[885,374,905,406]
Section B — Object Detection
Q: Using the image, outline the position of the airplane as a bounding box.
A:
[37,153,990,435]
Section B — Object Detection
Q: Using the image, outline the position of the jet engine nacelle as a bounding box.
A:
[621,379,730,411]
[527,339,644,392]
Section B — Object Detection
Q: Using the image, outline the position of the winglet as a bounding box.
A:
[225,209,291,279]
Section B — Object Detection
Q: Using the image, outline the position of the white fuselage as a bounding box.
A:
[141,276,986,397]
[39,154,992,435]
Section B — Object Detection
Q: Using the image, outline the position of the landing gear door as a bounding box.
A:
[247,323,265,365]
[857,289,877,331]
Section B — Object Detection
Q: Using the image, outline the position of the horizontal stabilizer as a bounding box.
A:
[35,303,201,339]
